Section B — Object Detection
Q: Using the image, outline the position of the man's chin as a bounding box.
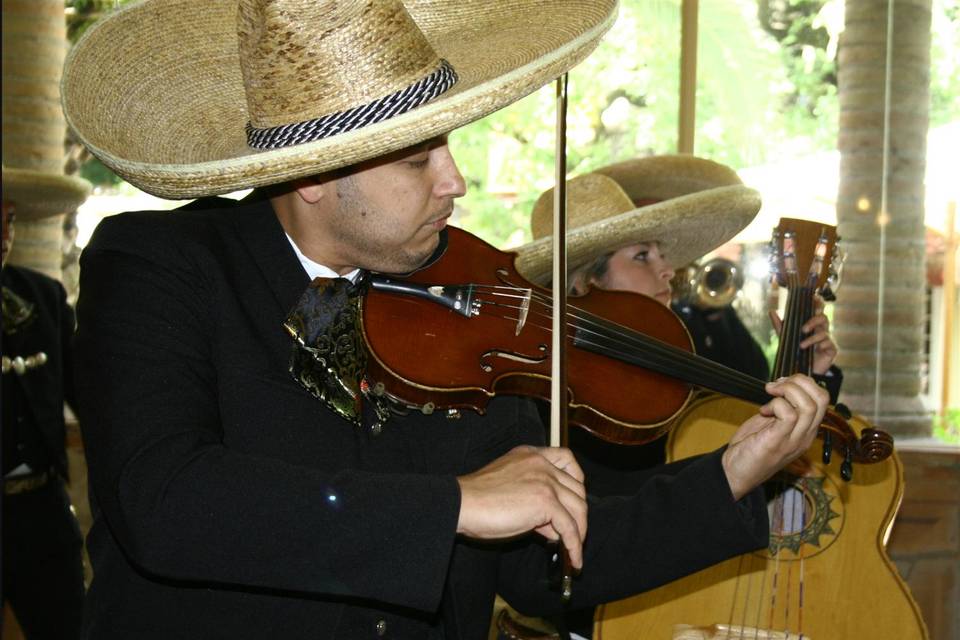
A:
[404,234,443,272]
[369,236,441,276]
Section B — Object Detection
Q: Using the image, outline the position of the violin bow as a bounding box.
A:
[550,73,574,601]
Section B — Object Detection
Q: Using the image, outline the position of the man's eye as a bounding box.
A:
[633,251,649,261]
[407,158,429,168]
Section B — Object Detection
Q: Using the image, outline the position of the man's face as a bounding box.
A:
[593,241,674,306]
[324,137,466,274]
[1,200,15,268]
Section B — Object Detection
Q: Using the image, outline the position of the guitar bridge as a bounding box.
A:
[673,624,809,639]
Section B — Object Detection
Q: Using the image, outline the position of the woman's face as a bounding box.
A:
[591,241,675,306]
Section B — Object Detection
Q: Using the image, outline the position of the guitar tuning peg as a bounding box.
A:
[841,447,854,482]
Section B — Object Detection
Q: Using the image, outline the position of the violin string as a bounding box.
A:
[534,292,768,392]
[520,289,767,394]
[472,285,763,391]
[527,292,772,400]
[472,289,771,402]
[472,285,851,443]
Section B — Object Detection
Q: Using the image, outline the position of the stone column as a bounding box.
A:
[2,0,70,281]
[834,0,933,436]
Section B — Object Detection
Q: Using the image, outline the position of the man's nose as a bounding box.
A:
[433,146,466,199]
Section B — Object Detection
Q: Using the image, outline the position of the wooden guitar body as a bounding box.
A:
[595,393,928,640]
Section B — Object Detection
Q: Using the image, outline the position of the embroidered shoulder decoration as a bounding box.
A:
[1,286,37,335]
[283,276,367,425]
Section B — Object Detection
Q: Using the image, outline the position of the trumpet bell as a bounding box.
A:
[674,258,744,308]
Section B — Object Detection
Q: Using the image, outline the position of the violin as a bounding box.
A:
[361,225,893,476]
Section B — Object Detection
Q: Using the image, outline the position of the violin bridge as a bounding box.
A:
[516,288,531,336]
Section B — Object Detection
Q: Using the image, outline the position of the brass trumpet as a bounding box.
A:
[672,257,744,308]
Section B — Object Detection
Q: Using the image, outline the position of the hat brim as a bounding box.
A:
[513,185,762,285]
[2,168,92,220]
[61,0,617,199]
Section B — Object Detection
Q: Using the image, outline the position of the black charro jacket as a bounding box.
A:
[2,264,77,479]
[75,196,768,639]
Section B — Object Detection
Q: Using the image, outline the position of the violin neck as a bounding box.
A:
[572,313,772,406]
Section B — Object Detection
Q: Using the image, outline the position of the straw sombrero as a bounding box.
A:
[2,167,92,220]
[61,0,617,200]
[513,155,761,284]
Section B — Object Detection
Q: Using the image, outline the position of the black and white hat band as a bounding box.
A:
[246,59,459,150]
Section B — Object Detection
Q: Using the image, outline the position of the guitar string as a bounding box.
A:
[734,270,816,640]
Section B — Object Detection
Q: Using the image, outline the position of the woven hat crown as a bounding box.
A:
[239,0,455,149]
[530,173,635,240]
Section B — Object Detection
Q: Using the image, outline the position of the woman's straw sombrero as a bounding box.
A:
[61,0,617,199]
[513,155,761,285]
[2,167,92,220]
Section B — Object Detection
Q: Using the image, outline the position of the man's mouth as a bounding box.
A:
[427,210,453,230]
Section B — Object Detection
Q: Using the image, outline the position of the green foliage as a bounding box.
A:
[933,408,960,444]
[66,0,136,42]
[931,0,960,125]
[762,331,781,373]
[453,0,814,247]
[78,156,123,188]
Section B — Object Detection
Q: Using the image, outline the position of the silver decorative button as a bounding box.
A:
[375,619,387,636]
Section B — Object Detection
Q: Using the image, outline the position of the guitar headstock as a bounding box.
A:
[770,218,841,295]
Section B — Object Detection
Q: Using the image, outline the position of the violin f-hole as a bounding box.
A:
[479,344,548,373]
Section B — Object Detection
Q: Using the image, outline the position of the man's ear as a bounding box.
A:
[291,176,328,205]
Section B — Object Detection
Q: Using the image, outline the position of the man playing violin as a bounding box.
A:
[511,158,843,637]
[62,1,830,638]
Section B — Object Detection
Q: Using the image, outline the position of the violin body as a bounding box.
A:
[595,393,928,640]
[362,225,694,444]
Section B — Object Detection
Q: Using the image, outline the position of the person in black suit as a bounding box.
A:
[2,167,91,639]
[61,2,831,638]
